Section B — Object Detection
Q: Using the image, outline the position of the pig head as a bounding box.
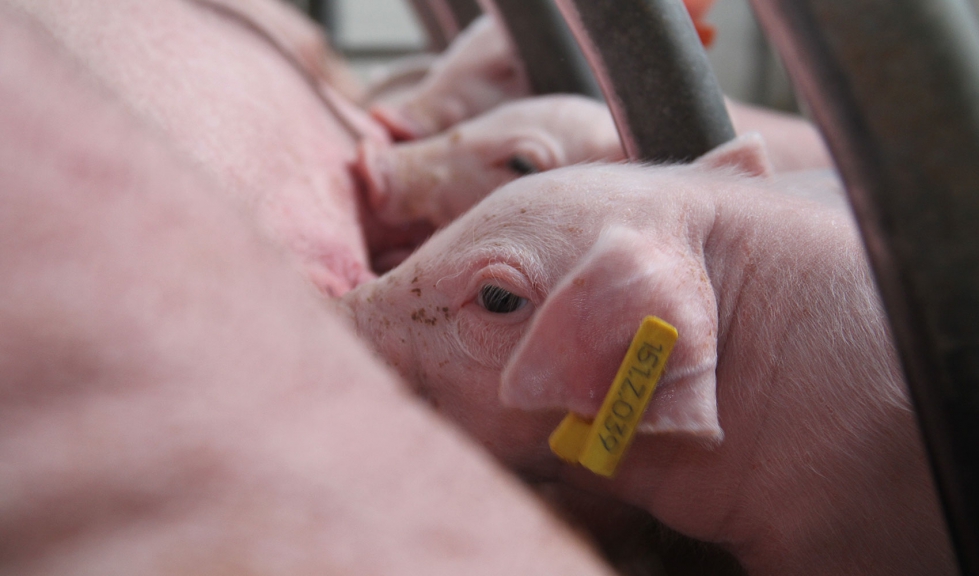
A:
[369,14,529,140]
[341,136,769,477]
[367,1,717,141]
[355,95,624,229]
[343,135,952,575]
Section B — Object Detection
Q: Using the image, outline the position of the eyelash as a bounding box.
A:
[476,284,528,314]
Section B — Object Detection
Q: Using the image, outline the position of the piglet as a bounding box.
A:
[342,134,954,576]
[0,9,620,574]
[356,94,834,237]
[367,1,719,141]
[367,13,832,177]
[356,94,624,229]
[369,14,528,141]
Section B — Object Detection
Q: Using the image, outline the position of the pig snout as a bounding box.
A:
[340,276,446,410]
[353,140,393,214]
[367,15,529,141]
[369,103,430,141]
[370,90,474,142]
[354,139,432,226]
[354,138,472,228]
[340,280,412,375]
[356,95,627,231]
[339,248,572,476]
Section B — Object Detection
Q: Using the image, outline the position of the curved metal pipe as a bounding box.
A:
[308,0,336,36]
[554,0,735,162]
[406,0,452,51]
[748,0,979,572]
[477,0,603,99]
[407,0,482,50]
[446,0,482,31]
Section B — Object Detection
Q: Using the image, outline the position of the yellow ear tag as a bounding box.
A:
[548,316,678,477]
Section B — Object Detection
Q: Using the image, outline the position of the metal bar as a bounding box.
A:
[446,0,482,31]
[407,0,451,51]
[308,0,337,37]
[338,46,426,59]
[410,0,482,48]
[477,0,603,99]
[554,0,735,162]
[747,0,979,572]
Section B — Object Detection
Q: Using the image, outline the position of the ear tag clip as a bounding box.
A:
[548,316,678,477]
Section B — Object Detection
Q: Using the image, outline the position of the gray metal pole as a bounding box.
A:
[748,0,979,572]
[554,0,735,162]
[446,0,482,31]
[308,0,337,37]
[407,0,452,51]
[477,0,603,99]
[407,0,482,50]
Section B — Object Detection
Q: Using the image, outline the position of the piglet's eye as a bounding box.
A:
[477,284,528,314]
[506,155,539,176]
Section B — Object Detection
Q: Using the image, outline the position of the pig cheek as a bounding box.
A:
[443,312,564,470]
[429,95,469,135]
[429,337,564,474]
[393,175,441,222]
[467,165,515,201]
[383,154,456,224]
[399,316,517,454]
[397,92,466,139]
[451,310,526,371]
[436,158,514,222]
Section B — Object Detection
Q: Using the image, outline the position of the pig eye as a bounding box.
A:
[477,284,528,314]
[505,155,539,176]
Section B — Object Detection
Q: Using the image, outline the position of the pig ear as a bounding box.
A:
[694,132,773,178]
[500,227,722,440]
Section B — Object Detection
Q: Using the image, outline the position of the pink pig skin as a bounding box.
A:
[7,0,381,296]
[354,97,831,238]
[366,0,716,141]
[0,9,619,576]
[727,98,834,172]
[342,135,954,576]
[369,14,530,141]
[193,0,366,103]
[366,14,831,176]
[356,94,624,228]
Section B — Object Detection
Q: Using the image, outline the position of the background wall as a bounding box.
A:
[290,0,799,111]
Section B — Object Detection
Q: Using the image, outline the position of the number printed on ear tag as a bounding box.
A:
[547,316,678,478]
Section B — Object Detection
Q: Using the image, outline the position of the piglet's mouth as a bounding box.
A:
[408,380,441,411]
[332,297,358,329]
[380,353,444,413]
[337,289,440,410]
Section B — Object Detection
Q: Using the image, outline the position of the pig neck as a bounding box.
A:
[568,182,945,575]
[701,186,944,576]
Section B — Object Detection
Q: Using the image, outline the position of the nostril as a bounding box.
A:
[335,290,360,328]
